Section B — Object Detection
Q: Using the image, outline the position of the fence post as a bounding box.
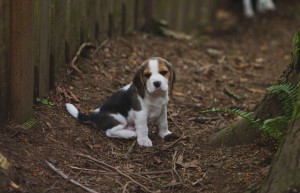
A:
[0,0,11,125]
[10,0,34,123]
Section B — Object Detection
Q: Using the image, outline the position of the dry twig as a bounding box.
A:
[125,140,136,156]
[76,153,152,193]
[69,42,96,74]
[122,181,133,193]
[172,151,182,183]
[223,86,243,101]
[92,39,109,57]
[69,165,172,176]
[44,160,99,193]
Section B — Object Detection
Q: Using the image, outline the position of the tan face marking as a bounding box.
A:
[158,64,170,78]
[141,65,151,85]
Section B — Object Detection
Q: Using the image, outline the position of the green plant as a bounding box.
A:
[203,83,298,140]
[202,107,261,127]
[266,83,297,117]
[36,97,54,107]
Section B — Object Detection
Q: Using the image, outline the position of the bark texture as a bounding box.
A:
[258,113,300,193]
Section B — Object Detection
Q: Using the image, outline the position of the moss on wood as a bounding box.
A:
[293,29,300,69]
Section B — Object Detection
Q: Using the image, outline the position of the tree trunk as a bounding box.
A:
[258,100,300,192]
[209,30,300,146]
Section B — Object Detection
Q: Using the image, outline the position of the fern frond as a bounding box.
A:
[202,107,289,141]
[202,108,261,128]
[203,83,298,141]
[261,117,288,140]
[266,83,297,118]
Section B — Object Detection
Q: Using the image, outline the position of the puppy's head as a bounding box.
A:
[133,57,176,98]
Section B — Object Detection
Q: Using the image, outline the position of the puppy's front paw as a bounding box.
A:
[137,137,153,147]
[257,0,276,13]
[164,133,180,141]
[159,130,172,139]
[244,10,255,17]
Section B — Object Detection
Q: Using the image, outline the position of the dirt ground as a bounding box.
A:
[1,1,300,192]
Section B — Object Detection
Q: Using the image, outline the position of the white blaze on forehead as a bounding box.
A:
[148,59,159,73]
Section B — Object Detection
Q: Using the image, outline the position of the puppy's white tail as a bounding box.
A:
[66,103,95,122]
[66,103,79,118]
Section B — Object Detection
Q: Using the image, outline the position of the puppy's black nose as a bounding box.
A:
[153,81,161,88]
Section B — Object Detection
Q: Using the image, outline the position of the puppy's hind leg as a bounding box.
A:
[106,113,136,139]
[106,125,137,139]
[243,0,255,17]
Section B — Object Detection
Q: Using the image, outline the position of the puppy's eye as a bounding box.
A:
[160,70,168,76]
[144,73,151,78]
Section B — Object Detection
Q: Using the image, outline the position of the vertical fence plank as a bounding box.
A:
[66,0,81,63]
[85,0,96,41]
[122,0,135,34]
[79,0,87,42]
[134,0,147,30]
[94,0,101,40]
[101,0,110,38]
[50,0,66,87]
[151,0,166,22]
[11,0,34,123]
[0,0,11,124]
[65,0,72,63]
[113,0,122,36]
[34,0,40,98]
[95,0,109,40]
[108,0,113,36]
[38,0,51,96]
[178,0,188,32]
[34,0,51,98]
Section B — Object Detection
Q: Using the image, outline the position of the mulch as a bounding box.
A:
[1,0,299,192]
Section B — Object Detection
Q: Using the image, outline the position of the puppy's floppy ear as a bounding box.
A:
[133,67,145,98]
[166,62,176,95]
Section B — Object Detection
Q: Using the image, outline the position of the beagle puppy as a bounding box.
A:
[66,57,176,147]
[243,0,276,17]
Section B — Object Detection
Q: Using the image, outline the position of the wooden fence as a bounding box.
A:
[0,0,215,124]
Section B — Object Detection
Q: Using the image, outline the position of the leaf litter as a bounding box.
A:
[0,1,299,192]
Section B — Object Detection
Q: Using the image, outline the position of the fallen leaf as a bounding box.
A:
[10,181,20,189]
[215,9,232,20]
[247,87,265,93]
[176,154,184,164]
[253,63,264,69]
[182,160,199,168]
[207,48,223,57]
[255,57,264,63]
[56,85,80,102]
[173,91,185,97]
[153,156,163,164]
[176,154,199,168]
[0,154,10,170]
[168,179,178,186]
[234,63,251,69]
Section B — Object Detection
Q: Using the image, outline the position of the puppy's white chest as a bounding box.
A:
[147,106,163,121]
